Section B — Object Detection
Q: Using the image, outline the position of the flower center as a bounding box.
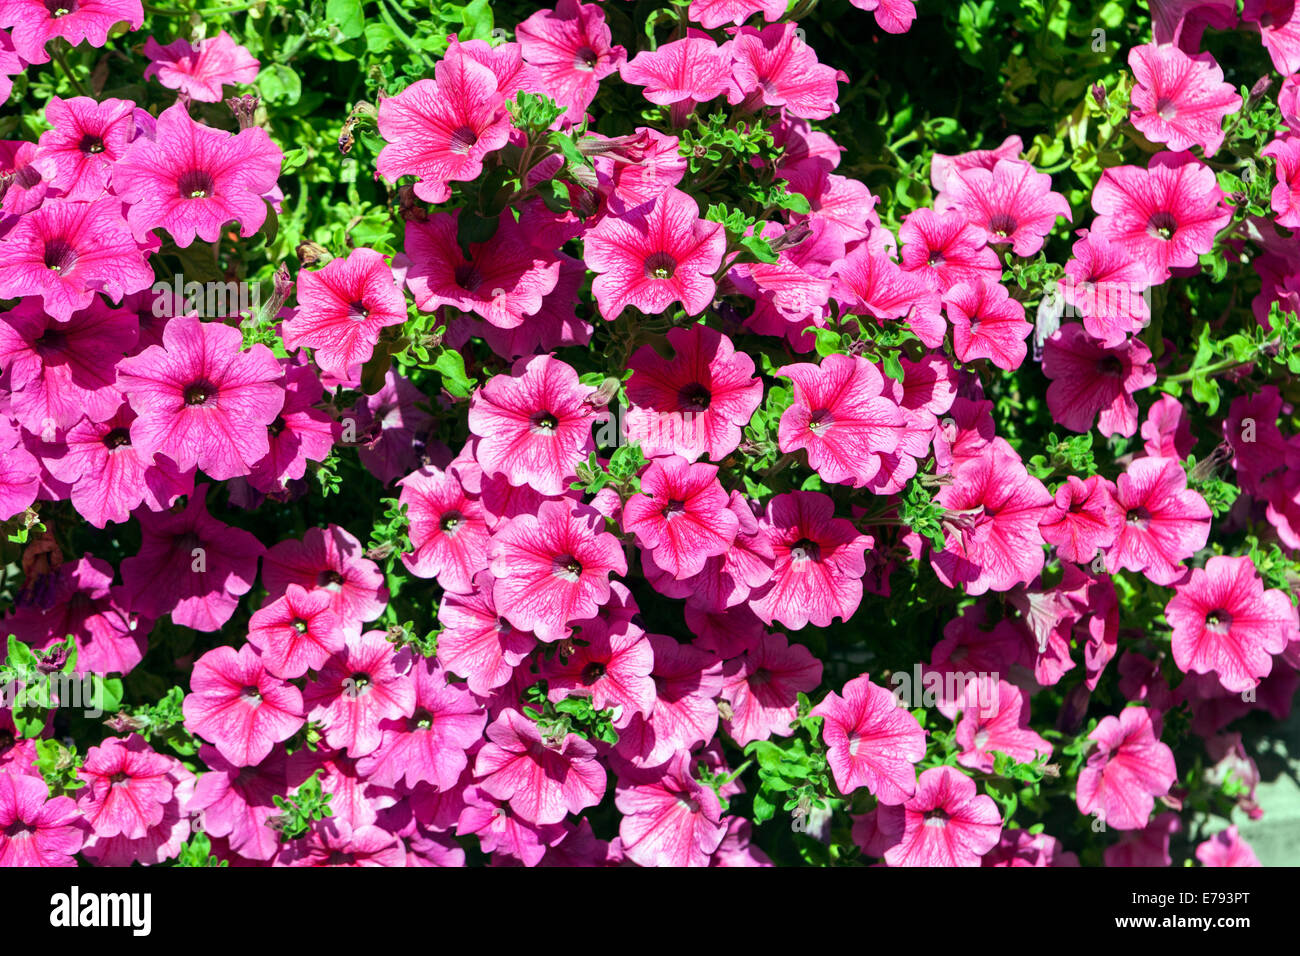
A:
[749,667,772,687]
[79,133,106,155]
[43,238,78,274]
[552,554,583,582]
[1096,355,1124,376]
[241,685,262,703]
[448,126,479,155]
[1126,505,1152,529]
[1155,97,1178,120]
[660,498,686,519]
[347,300,369,321]
[184,381,218,406]
[102,427,131,449]
[530,410,559,433]
[927,248,946,267]
[440,510,463,534]
[317,569,345,589]
[1146,210,1178,241]
[678,383,711,411]
[1205,609,1234,633]
[988,212,1017,239]
[45,0,78,15]
[411,709,434,731]
[789,538,821,563]
[292,618,309,634]
[644,251,677,280]
[178,169,216,200]
[808,408,834,434]
[582,661,606,684]
[4,820,32,838]
[923,808,951,828]
[454,264,483,292]
[349,672,371,693]
[573,46,599,70]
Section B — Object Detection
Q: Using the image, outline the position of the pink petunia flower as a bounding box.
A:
[1245,0,1300,75]
[247,583,349,681]
[936,158,1071,257]
[616,632,723,769]
[0,421,40,521]
[114,101,282,247]
[727,23,846,120]
[1195,825,1262,867]
[185,744,284,862]
[944,278,1033,371]
[876,765,1002,867]
[1164,555,1298,692]
[456,784,566,866]
[117,484,265,632]
[930,135,1024,192]
[475,708,606,826]
[76,734,175,839]
[620,36,731,123]
[33,96,137,201]
[142,30,259,101]
[1060,232,1153,347]
[0,0,143,64]
[832,243,945,347]
[436,577,536,697]
[850,0,917,33]
[748,490,872,630]
[1128,43,1242,156]
[1043,323,1156,438]
[183,644,305,768]
[1142,392,1196,462]
[813,673,925,804]
[1076,706,1176,831]
[345,368,435,484]
[982,829,1079,867]
[262,524,389,628]
[1150,0,1238,49]
[303,630,416,759]
[898,207,1002,293]
[720,632,822,745]
[614,754,726,867]
[1105,456,1211,586]
[246,362,338,494]
[1261,135,1300,228]
[516,0,626,123]
[1224,386,1290,497]
[276,819,405,868]
[0,31,21,106]
[689,0,786,28]
[1038,474,1122,564]
[543,589,656,725]
[116,315,285,481]
[622,455,739,580]
[0,773,83,866]
[954,678,1052,773]
[400,465,490,595]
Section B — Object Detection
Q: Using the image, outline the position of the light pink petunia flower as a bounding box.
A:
[247,583,350,681]
[623,455,739,580]
[76,734,175,839]
[727,23,846,120]
[813,673,925,804]
[0,773,84,866]
[183,644,305,768]
[1076,706,1176,831]
[1038,474,1122,564]
[33,96,137,201]
[1128,43,1242,156]
[142,30,259,101]
[614,754,726,867]
[720,632,822,745]
[475,708,606,826]
[303,630,417,759]
[944,278,1033,371]
[936,158,1071,257]
[516,0,626,123]
[876,765,1002,866]
[1105,456,1211,586]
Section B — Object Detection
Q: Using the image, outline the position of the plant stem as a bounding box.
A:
[50,43,88,97]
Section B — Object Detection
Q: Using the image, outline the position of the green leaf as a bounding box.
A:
[325,0,365,39]
[432,349,477,398]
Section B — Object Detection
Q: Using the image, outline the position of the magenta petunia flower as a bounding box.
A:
[0,196,154,321]
[982,829,1079,867]
[399,464,490,594]
[833,243,945,346]
[282,247,407,380]
[1128,43,1242,156]
[1150,0,1238,48]
[142,30,259,102]
[1089,150,1231,282]
[850,0,917,33]
[875,765,1001,867]
[1060,232,1153,347]
[0,140,51,218]
[1143,392,1196,462]
[0,296,137,433]
[277,819,405,868]
[375,47,512,204]
[183,644,304,768]
[1224,386,1290,497]
[719,632,822,745]
[898,207,1002,293]
[689,0,786,28]
[0,31,21,106]
[620,36,731,119]
[33,96,136,201]
[622,455,739,580]
[727,23,846,120]
[1076,706,1176,831]
[116,315,285,481]
[616,632,723,769]
[345,368,435,484]
[117,484,265,632]
[1261,135,1300,228]
[1105,456,1211,586]
[475,708,606,826]
[544,594,656,725]
[1195,825,1262,867]
[0,773,83,866]
[247,583,349,681]
[516,0,626,123]
[1245,0,1300,75]
[614,754,726,867]
[356,657,486,791]
[1043,323,1156,438]
[1038,474,1121,564]
[625,324,763,461]
[185,744,284,862]
[930,135,1023,192]
[813,674,925,805]
[1164,555,1298,692]
[936,158,1071,257]
[246,362,338,494]
[954,678,1051,773]
[262,524,388,628]
[457,784,566,866]
[404,212,560,329]
[585,187,726,320]
[944,278,1032,371]
[303,630,416,759]
[76,734,174,839]
[932,439,1051,595]
[0,421,39,521]
[0,0,142,64]
[776,353,904,489]
[467,354,601,496]
[437,577,535,696]
[748,490,872,630]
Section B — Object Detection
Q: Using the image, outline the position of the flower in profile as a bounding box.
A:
[76,735,174,839]
[584,187,726,320]
[399,464,490,595]
[944,278,1033,371]
[436,576,535,696]
[142,30,259,101]
[1076,706,1176,830]
[467,354,601,496]
[776,354,904,488]
[247,583,348,681]
[689,0,786,28]
[1149,0,1238,49]
[748,490,873,630]
[930,135,1023,192]
[1043,323,1156,438]
[475,709,606,826]
[1089,150,1231,282]
[617,632,723,768]
[1142,393,1196,462]
[982,829,1079,867]
[0,0,143,64]
[0,422,40,521]
[832,243,945,347]
[282,248,407,380]
[623,456,739,580]
[720,632,823,745]
[619,36,731,118]
[346,368,435,484]
[954,678,1051,773]
[262,524,388,628]
[303,630,416,759]
[1261,135,1300,229]
[33,96,137,201]
[116,315,285,481]
[812,673,925,804]
[0,196,154,321]
[0,32,21,106]
[0,140,51,218]
[875,765,1002,866]
[183,644,304,768]
[727,23,847,120]
[246,362,338,495]
[936,158,1071,257]
[376,47,512,204]
[898,207,1002,293]
[1060,232,1152,347]
[625,324,763,461]
[516,0,626,123]
[1128,43,1242,156]
[185,745,284,862]
[850,0,917,33]
[404,212,560,329]
[1038,474,1121,564]
[0,773,83,866]
[114,101,282,247]
[615,754,726,867]
[1165,555,1298,692]
[1106,456,1211,586]
[117,484,265,632]
[1195,826,1262,867]
[1244,0,1300,75]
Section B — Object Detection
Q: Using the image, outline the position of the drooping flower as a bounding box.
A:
[0,0,143,64]
[1106,456,1211,586]
[516,0,626,123]
[142,30,259,101]
[727,22,846,120]
[1128,43,1242,156]
[1076,706,1176,831]
[624,324,763,461]
[832,243,945,348]
[32,96,137,201]
[812,673,925,804]
[114,101,282,247]
[1149,0,1238,49]
[117,484,265,632]
[76,734,174,839]
[0,421,39,521]
[584,187,726,320]
[1165,555,1298,692]
[1244,0,1300,75]
[944,278,1032,371]
[875,765,1002,867]
[719,632,822,745]
[245,362,338,494]
[982,829,1080,867]
[345,368,435,484]
[1038,474,1121,564]
[776,354,904,488]
[0,773,83,867]
[302,631,416,759]
[182,644,304,768]
[116,315,285,481]
[936,158,1071,257]
[1043,323,1156,438]
[247,583,349,681]
[456,784,566,866]
[467,354,602,496]
[0,196,154,321]
[276,819,405,868]
[475,709,606,826]
[614,754,726,867]
[399,465,490,595]
[748,490,873,630]
[622,456,739,580]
